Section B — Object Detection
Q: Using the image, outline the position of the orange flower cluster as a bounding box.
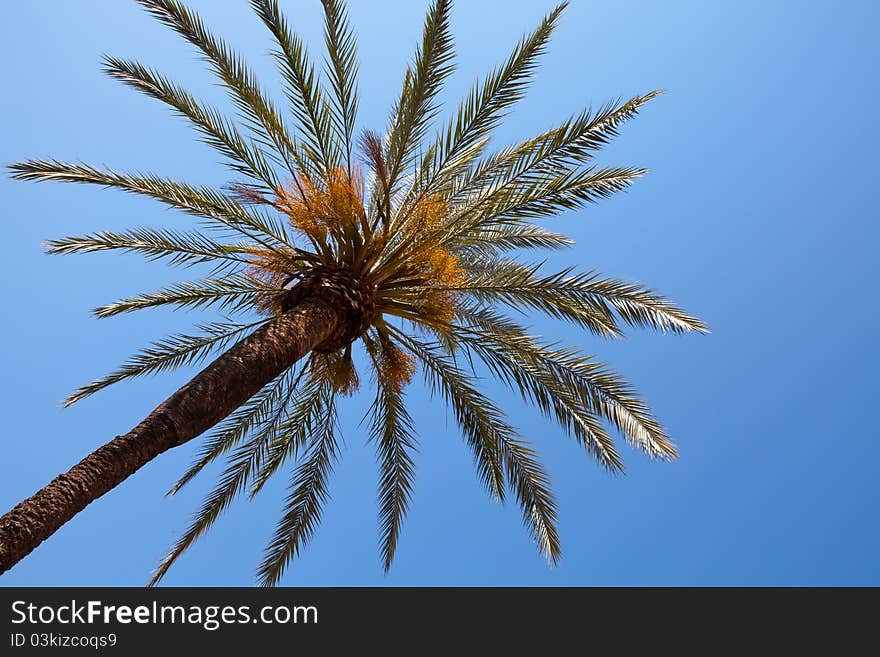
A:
[310,350,360,396]
[275,167,366,243]
[242,245,298,315]
[244,246,292,287]
[404,196,465,326]
[377,339,416,389]
[242,167,464,335]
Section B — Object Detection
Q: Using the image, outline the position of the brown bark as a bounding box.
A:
[0,294,342,576]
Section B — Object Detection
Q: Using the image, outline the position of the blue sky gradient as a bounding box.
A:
[1,0,878,586]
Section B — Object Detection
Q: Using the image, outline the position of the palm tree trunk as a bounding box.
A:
[0,294,341,575]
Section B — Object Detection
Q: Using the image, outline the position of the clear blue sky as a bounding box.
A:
[1,0,878,586]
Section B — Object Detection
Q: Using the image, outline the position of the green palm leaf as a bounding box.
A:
[452,306,624,470]
[251,0,339,176]
[393,328,562,561]
[390,328,506,500]
[9,160,291,249]
[460,307,677,459]
[65,320,267,407]
[458,91,662,197]
[257,385,339,586]
[45,227,250,270]
[364,332,418,572]
[449,166,647,242]
[453,221,574,255]
[384,0,455,200]
[137,0,305,175]
[456,258,709,335]
[102,56,279,190]
[149,365,303,586]
[168,366,306,497]
[92,274,277,319]
[249,372,330,497]
[320,0,359,173]
[411,2,567,202]
[499,434,561,564]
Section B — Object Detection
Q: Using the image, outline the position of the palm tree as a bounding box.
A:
[0,0,706,585]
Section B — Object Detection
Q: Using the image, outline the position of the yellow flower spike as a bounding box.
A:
[378,340,416,389]
[309,350,361,396]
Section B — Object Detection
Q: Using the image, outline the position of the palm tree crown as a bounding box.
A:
[10,0,707,585]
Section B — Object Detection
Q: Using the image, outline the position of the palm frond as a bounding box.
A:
[168,365,305,497]
[498,434,560,564]
[137,0,304,175]
[452,221,574,255]
[392,328,561,562]
[540,91,665,167]
[487,165,646,221]
[460,306,677,460]
[251,0,339,176]
[149,365,302,586]
[458,91,662,196]
[64,320,266,407]
[412,2,567,200]
[384,0,455,200]
[559,274,709,335]
[320,0,359,173]
[455,258,709,335]
[8,160,291,250]
[388,327,506,500]
[102,56,279,190]
[451,166,647,240]
[257,386,339,586]
[248,372,329,497]
[92,274,277,319]
[45,227,250,270]
[360,130,392,228]
[456,258,621,337]
[363,331,418,572]
[452,306,625,471]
